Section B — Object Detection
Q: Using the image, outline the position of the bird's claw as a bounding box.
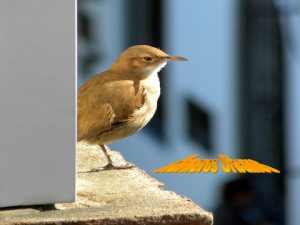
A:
[88,163,134,172]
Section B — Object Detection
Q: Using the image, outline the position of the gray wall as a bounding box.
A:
[0,0,76,207]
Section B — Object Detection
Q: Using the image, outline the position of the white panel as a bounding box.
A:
[0,0,76,207]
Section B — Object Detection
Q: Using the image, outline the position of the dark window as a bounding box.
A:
[186,99,212,153]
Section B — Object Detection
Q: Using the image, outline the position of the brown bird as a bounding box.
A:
[77,45,187,170]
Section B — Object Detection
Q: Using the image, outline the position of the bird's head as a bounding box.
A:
[111,45,187,79]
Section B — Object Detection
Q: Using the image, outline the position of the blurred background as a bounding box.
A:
[77,0,300,224]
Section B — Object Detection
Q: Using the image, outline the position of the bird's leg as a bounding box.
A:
[89,144,134,172]
[99,144,114,170]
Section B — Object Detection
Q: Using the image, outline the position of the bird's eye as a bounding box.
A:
[144,56,152,62]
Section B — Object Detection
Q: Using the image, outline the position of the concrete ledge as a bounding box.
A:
[0,143,213,225]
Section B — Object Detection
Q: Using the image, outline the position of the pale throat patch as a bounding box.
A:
[144,61,167,78]
[141,61,165,95]
[151,61,167,74]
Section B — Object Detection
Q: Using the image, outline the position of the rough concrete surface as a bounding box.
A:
[0,143,213,225]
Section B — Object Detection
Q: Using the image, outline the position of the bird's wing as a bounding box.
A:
[77,72,145,142]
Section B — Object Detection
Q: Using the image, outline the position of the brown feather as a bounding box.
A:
[77,70,145,143]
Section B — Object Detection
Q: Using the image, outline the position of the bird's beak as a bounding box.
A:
[166,55,188,62]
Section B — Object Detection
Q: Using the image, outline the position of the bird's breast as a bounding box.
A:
[130,73,160,128]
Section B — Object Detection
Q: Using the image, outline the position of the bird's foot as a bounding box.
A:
[88,162,134,172]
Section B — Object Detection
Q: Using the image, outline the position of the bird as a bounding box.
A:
[77,45,187,170]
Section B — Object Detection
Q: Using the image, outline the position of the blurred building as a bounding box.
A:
[78,1,300,224]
